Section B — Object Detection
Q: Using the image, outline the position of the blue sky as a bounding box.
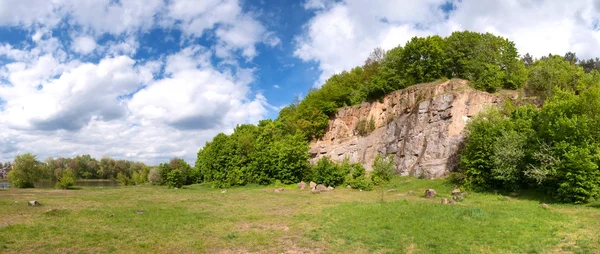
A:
[0,0,599,164]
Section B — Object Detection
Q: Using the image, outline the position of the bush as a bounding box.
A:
[55,170,75,189]
[371,154,396,185]
[311,157,349,187]
[345,163,373,191]
[166,169,185,189]
[148,167,161,184]
[116,172,131,186]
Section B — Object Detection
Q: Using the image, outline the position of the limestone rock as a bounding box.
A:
[542,203,549,209]
[308,79,510,178]
[28,200,39,206]
[310,189,321,194]
[326,186,334,191]
[316,184,328,191]
[408,190,414,195]
[425,189,436,198]
[135,210,144,215]
[451,189,461,195]
[310,181,316,190]
[448,199,456,205]
[297,181,307,190]
[274,188,284,193]
[441,198,448,204]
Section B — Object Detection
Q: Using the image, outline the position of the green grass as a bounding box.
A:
[0,177,599,253]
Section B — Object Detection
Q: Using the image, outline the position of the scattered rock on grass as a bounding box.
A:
[274,188,284,193]
[297,181,307,190]
[310,189,320,194]
[425,189,437,198]
[316,184,328,191]
[408,190,414,195]
[386,189,396,192]
[448,199,456,205]
[310,181,316,190]
[451,189,461,195]
[542,203,549,209]
[221,190,227,194]
[326,186,334,191]
[136,210,144,215]
[28,200,40,206]
[441,198,448,204]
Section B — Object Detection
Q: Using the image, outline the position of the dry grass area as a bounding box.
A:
[0,178,599,253]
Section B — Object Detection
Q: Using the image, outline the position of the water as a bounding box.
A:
[0,180,118,189]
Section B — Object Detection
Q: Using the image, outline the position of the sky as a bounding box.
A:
[0,0,600,165]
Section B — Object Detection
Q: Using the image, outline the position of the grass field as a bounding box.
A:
[1,177,599,253]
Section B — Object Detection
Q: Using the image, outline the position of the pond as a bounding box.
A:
[0,180,118,189]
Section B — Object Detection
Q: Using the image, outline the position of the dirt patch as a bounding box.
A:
[236,222,290,232]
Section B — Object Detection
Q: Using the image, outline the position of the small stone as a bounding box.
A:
[386,189,397,192]
[297,181,307,190]
[408,190,415,195]
[346,185,351,189]
[316,184,328,191]
[310,181,317,190]
[28,200,39,206]
[448,199,456,205]
[109,214,114,217]
[451,189,461,195]
[542,203,549,209]
[425,189,437,198]
[274,188,284,193]
[221,189,227,194]
[441,198,448,204]
[135,210,144,215]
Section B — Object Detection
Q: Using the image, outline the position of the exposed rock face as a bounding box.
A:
[309,79,509,178]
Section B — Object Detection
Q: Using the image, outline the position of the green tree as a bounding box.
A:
[8,153,42,188]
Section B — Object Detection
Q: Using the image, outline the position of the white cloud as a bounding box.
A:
[71,36,97,55]
[273,84,280,89]
[296,0,600,86]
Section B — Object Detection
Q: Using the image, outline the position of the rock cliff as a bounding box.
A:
[309,79,511,178]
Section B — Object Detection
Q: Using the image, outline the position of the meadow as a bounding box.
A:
[1,177,599,253]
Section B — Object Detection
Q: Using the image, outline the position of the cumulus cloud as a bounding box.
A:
[71,36,97,55]
[296,0,600,86]
[0,0,277,164]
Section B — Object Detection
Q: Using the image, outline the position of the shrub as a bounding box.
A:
[166,169,185,189]
[345,163,373,191]
[116,172,131,186]
[371,154,395,185]
[311,157,349,187]
[55,170,75,189]
[148,167,161,185]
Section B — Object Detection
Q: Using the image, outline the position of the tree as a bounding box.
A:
[8,153,42,188]
[526,55,585,98]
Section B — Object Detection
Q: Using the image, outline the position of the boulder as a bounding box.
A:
[451,189,461,195]
[310,181,317,190]
[28,200,39,206]
[326,186,334,191]
[441,198,448,204]
[425,189,437,198]
[316,184,328,191]
[448,199,456,205]
[297,181,307,190]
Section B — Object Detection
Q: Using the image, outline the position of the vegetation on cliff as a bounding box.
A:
[459,55,600,203]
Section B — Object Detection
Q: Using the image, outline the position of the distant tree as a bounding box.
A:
[563,52,578,65]
[522,53,534,67]
[8,153,42,188]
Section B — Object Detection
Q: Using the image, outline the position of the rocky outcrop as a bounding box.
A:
[309,79,512,178]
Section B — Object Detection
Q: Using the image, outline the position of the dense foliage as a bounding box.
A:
[8,153,43,188]
[459,55,600,203]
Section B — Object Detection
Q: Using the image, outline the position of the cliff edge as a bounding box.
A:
[309,79,512,178]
